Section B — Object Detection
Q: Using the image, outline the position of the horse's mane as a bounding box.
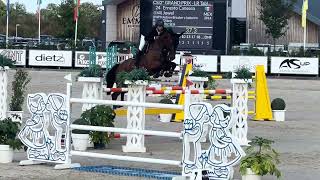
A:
[166,27,176,36]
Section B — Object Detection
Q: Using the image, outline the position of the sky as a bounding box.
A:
[10,0,102,13]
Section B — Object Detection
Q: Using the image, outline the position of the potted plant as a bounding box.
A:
[7,69,31,122]
[81,105,115,149]
[240,137,281,180]
[71,118,90,151]
[232,66,253,84]
[116,68,151,86]
[271,98,286,122]
[77,64,104,112]
[158,98,174,123]
[0,117,23,163]
[0,54,15,68]
[189,69,209,86]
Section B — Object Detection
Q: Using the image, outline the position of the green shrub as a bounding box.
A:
[159,98,173,104]
[81,105,115,145]
[234,66,253,79]
[9,69,31,111]
[116,68,150,86]
[78,64,103,78]
[271,98,286,110]
[190,69,208,77]
[0,54,15,68]
[0,118,23,150]
[240,137,281,179]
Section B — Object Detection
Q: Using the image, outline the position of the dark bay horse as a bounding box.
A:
[106,30,184,101]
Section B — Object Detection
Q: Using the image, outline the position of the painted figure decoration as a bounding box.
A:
[18,93,69,163]
[182,103,245,180]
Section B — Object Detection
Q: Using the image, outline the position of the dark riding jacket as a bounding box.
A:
[145,26,167,43]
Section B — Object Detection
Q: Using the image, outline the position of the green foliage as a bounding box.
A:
[271,98,286,110]
[115,71,128,87]
[267,49,288,57]
[0,55,15,68]
[207,77,217,89]
[72,118,90,134]
[9,69,31,111]
[229,47,241,55]
[230,46,265,56]
[78,64,103,78]
[289,47,318,57]
[81,105,115,145]
[189,68,216,89]
[116,68,151,86]
[223,72,233,79]
[159,98,173,104]
[234,66,253,79]
[259,0,296,46]
[190,69,208,77]
[0,118,23,150]
[240,137,281,178]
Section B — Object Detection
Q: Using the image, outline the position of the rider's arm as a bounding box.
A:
[145,28,157,42]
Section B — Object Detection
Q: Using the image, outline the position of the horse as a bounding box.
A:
[106,30,184,102]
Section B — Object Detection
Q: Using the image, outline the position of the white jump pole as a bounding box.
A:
[71,151,181,166]
[71,124,182,138]
[70,98,183,109]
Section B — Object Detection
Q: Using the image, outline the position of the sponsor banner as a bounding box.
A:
[221,56,268,73]
[177,54,218,72]
[192,55,218,72]
[271,57,319,75]
[29,50,72,67]
[0,49,26,66]
[75,51,107,68]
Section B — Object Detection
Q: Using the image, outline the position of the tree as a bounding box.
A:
[259,0,296,48]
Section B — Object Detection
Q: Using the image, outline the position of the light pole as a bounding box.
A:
[15,24,20,38]
[247,28,252,45]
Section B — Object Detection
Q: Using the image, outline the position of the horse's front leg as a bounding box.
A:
[164,62,176,77]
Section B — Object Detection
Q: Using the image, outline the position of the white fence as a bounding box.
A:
[18,77,250,180]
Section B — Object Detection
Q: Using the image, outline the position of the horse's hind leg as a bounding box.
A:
[121,92,125,101]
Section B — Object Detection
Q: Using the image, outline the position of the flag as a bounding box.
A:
[302,0,308,28]
[36,0,42,20]
[6,0,9,18]
[74,0,80,22]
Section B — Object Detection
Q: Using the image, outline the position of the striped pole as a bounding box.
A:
[204,95,255,100]
[104,87,232,94]
[211,75,256,79]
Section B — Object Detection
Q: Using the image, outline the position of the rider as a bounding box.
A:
[135,19,167,66]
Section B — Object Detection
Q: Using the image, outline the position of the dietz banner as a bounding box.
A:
[271,57,319,75]
[220,56,268,73]
[75,51,107,68]
[29,50,72,67]
[0,49,26,66]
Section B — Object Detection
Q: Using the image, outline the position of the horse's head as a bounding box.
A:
[157,30,184,61]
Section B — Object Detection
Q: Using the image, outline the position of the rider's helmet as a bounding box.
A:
[155,19,165,33]
[156,19,165,27]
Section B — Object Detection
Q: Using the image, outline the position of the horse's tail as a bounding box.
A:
[106,64,119,95]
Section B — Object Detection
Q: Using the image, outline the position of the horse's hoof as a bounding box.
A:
[113,105,123,109]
